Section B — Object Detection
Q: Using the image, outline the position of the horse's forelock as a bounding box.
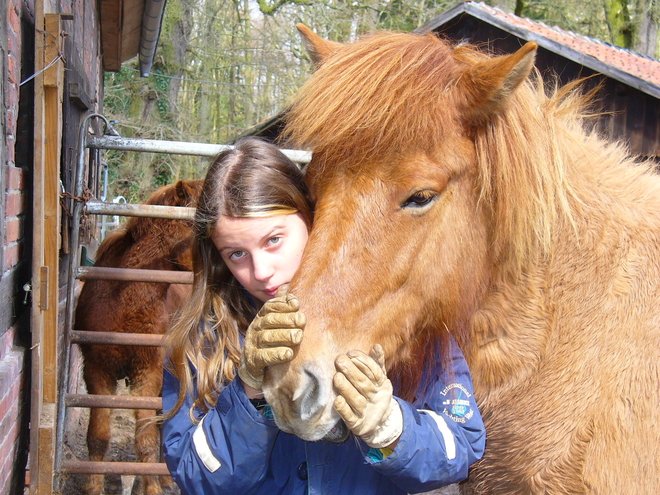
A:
[285,32,461,168]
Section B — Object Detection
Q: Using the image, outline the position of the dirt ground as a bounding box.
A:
[60,382,458,495]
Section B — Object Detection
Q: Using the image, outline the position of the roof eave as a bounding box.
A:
[417,2,660,100]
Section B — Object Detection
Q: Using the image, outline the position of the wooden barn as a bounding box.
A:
[418,1,660,161]
[0,0,166,490]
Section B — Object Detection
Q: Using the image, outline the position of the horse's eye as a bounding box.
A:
[401,191,437,209]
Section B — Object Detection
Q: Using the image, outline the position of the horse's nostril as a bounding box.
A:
[297,368,323,421]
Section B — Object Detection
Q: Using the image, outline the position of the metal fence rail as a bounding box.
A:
[87,135,312,164]
[61,460,170,476]
[76,266,193,284]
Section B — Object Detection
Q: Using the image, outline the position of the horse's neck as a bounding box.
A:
[463,262,552,400]
[464,154,660,403]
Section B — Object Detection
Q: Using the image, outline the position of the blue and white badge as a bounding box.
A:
[440,382,474,424]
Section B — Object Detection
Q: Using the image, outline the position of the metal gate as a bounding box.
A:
[54,113,311,490]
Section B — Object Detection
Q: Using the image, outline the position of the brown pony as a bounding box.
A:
[75,179,202,495]
[261,25,660,494]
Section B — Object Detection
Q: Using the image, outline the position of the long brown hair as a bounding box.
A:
[164,137,312,419]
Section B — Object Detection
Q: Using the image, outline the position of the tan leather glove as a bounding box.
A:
[238,287,306,390]
[333,344,403,449]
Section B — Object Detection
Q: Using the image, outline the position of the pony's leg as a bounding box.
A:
[131,353,165,495]
[84,367,116,495]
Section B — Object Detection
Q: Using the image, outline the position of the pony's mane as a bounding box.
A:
[285,31,634,277]
[127,180,201,241]
[285,32,460,166]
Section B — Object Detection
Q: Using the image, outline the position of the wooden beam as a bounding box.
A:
[30,13,65,495]
[29,1,46,491]
[42,13,64,404]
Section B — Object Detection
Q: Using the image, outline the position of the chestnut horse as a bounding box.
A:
[75,179,202,495]
[262,25,660,494]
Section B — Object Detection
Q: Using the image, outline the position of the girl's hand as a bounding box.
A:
[238,287,306,390]
[333,344,403,449]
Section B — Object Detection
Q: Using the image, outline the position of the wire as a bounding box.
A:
[20,54,63,86]
[115,65,304,86]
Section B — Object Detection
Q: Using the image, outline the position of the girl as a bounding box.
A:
[162,137,485,494]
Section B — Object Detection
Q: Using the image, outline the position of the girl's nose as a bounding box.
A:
[252,254,275,282]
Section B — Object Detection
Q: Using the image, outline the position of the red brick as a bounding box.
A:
[6,54,18,85]
[4,218,22,244]
[0,421,18,482]
[4,82,18,112]
[5,109,16,140]
[6,166,23,190]
[4,242,22,270]
[7,4,19,41]
[5,138,15,166]
[7,28,18,56]
[0,394,17,430]
[0,329,14,361]
[5,191,24,216]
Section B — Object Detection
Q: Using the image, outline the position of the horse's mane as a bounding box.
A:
[284,31,646,278]
[285,32,460,166]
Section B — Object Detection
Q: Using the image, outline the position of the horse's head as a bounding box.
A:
[261,26,538,441]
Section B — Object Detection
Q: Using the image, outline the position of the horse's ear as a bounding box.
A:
[460,42,537,122]
[174,180,196,205]
[296,23,343,69]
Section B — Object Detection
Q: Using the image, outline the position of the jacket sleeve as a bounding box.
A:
[366,337,486,493]
[162,366,280,494]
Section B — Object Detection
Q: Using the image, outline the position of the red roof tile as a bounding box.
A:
[472,2,660,87]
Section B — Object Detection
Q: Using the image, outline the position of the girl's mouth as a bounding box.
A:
[263,286,280,298]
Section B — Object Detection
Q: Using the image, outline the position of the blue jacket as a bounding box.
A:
[162,337,485,495]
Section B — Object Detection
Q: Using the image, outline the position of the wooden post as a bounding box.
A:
[30,12,65,495]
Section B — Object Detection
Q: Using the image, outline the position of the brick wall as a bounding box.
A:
[0,329,26,494]
[2,0,105,486]
[2,0,105,484]
[1,0,35,491]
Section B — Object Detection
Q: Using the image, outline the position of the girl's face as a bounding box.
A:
[212,213,309,303]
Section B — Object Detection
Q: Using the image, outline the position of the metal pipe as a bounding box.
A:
[56,114,112,474]
[71,330,164,347]
[138,0,167,77]
[65,394,162,409]
[76,266,193,284]
[61,460,170,476]
[85,200,196,220]
[86,135,312,164]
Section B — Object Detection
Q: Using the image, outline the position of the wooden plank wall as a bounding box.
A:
[434,19,660,160]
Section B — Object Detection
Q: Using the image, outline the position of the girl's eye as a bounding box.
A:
[401,190,437,209]
[229,250,247,261]
[268,236,281,246]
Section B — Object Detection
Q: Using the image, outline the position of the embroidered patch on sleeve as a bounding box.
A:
[193,416,222,472]
[439,382,475,424]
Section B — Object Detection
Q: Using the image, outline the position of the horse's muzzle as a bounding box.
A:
[322,419,350,443]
